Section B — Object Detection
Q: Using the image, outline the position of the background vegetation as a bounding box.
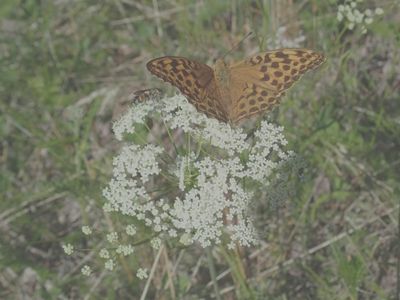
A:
[0,0,399,299]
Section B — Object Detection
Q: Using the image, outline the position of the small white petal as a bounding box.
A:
[81,226,92,235]
[137,268,148,279]
[81,265,92,276]
[365,17,373,24]
[105,259,115,270]
[62,244,74,255]
[99,249,110,259]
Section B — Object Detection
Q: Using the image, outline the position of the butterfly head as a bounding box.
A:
[214,58,228,69]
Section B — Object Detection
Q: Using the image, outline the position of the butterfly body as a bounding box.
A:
[147,49,325,124]
[213,59,232,118]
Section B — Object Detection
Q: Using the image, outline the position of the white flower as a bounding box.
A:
[364,9,372,17]
[153,216,161,224]
[81,226,92,235]
[353,9,363,23]
[161,95,207,131]
[145,218,152,226]
[169,155,264,247]
[105,259,115,271]
[346,11,355,22]
[337,12,343,22]
[112,144,163,184]
[365,17,373,24]
[112,102,156,140]
[136,268,148,279]
[106,232,118,243]
[116,244,134,256]
[126,225,137,236]
[179,233,193,246]
[150,237,162,249]
[375,7,383,15]
[348,23,355,30]
[102,143,164,217]
[62,244,74,255]
[168,229,177,237]
[195,120,247,155]
[81,265,92,276]
[361,26,367,34]
[227,219,260,249]
[102,202,113,212]
[99,248,110,259]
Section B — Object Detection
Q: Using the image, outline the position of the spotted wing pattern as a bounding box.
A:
[146,56,228,122]
[229,49,325,123]
[147,49,325,124]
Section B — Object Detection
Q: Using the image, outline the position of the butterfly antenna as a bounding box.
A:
[222,32,253,60]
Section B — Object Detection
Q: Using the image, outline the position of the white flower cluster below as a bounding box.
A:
[104,94,293,248]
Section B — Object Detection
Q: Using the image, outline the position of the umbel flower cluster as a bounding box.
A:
[336,0,384,33]
[103,94,293,249]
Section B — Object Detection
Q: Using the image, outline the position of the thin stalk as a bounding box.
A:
[206,247,222,300]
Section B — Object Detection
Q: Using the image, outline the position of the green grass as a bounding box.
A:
[1,0,399,299]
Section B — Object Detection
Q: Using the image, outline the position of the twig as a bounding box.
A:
[0,191,67,226]
[162,246,176,299]
[140,245,164,300]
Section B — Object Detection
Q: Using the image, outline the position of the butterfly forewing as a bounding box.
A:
[146,56,228,122]
[229,49,325,122]
[234,49,325,92]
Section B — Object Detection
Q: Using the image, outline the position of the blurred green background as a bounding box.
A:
[0,0,399,299]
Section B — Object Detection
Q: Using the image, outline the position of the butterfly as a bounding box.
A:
[146,48,325,124]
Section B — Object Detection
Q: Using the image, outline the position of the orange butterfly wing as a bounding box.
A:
[146,57,228,122]
[228,49,326,123]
